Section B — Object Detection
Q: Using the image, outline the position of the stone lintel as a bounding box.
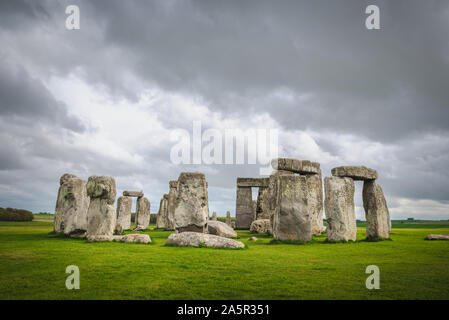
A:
[236,178,269,188]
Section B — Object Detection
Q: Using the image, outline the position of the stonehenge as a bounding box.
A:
[266,158,324,241]
[135,196,151,231]
[174,172,209,233]
[208,220,237,238]
[165,181,177,230]
[363,180,391,239]
[250,219,271,234]
[86,175,117,241]
[225,211,231,226]
[327,165,391,240]
[235,178,269,229]
[166,232,244,249]
[53,157,390,248]
[156,195,168,229]
[324,177,357,241]
[272,175,311,241]
[115,196,132,234]
[54,174,90,236]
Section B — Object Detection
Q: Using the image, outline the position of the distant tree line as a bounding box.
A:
[0,208,34,221]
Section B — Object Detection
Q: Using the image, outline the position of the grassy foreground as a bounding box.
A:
[0,217,448,300]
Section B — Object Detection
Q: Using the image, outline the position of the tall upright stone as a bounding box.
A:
[135,196,151,231]
[54,173,90,236]
[272,175,311,241]
[212,211,217,221]
[86,176,117,241]
[324,177,356,241]
[157,195,168,229]
[235,186,253,229]
[305,171,324,234]
[115,196,132,234]
[267,170,295,230]
[165,180,177,230]
[226,211,231,226]
[256,187,270,220]
[174,172,209,233]
[363,180,391,239]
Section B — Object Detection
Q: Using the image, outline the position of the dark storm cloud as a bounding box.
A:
[0,62,85,132]
[74,0,449,141]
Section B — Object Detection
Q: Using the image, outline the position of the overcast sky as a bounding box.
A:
[1,0,448,219]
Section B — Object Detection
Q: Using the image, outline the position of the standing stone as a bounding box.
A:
[156,195,168,229]
[272,175,311,241]
[135,197,150,231]
[256,187,270,220]
[212,211,217,221]
[174,172,209,233]
[54,174,90,236]
[165,180,177,230]
[363,180,391,239]
[235,186,253,229]
[305,171,324,234]
[115,196,132,234]
[267,170,295,231]
[324,177,356,241]
[252,200,257,220]
[86,176,117,241]
[226,211,231,226]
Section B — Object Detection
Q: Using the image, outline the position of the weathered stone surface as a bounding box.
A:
[363,180,391,239]
[87,198,116,237]
[123,191,144,197]
[212,211,217,221]
[86,175,116,238]
[135,197,151,230]
[156,196,168,229]
[235,186,253,229]
[250,219,271,234]
[86,176,116,204]
[87,235,113,242]
[271,158,320,174]
[166,232,244,249]
[174,172,209,233]
[135,197,150,231]
[256,188,270,220]
[114,234,152,243]
[425,234,449,240]
[54,174,90,235]
[236,178,269,188]
[331,166,378,181]
[324,177,356,241]
[208,221,237,238]
[272,175,311,241]
[226,211,231,226]
[59,173,77,185]
[165,181,177,230]
[115,196,132,234]
[305,172,325,235]
[267,170,295,229]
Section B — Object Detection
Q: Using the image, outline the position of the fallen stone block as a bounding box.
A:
[166,232,245,249]
[425,234,449,240]
[250,219,271,234]
[208,220,237,238]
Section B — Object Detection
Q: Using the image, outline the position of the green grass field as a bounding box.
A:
[0,216,448,300]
